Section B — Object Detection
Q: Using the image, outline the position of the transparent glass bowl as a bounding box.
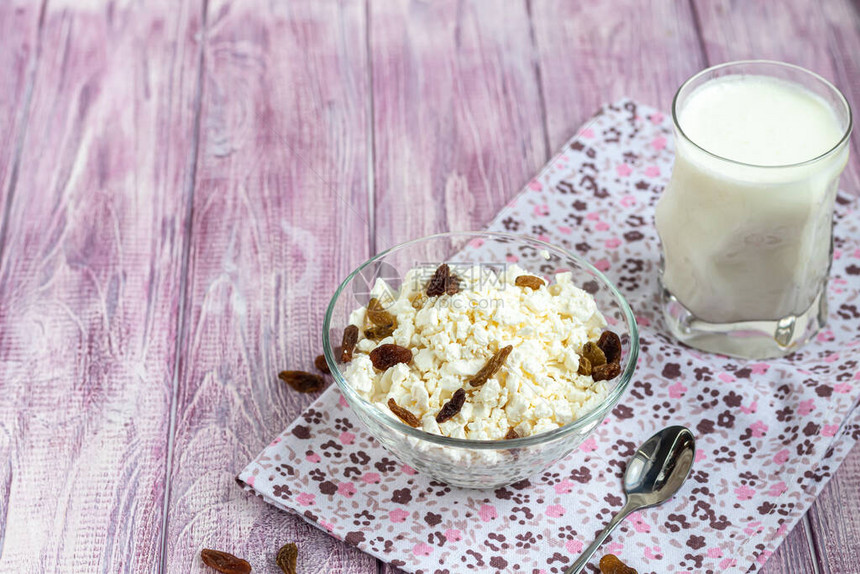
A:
[323,232,638,488]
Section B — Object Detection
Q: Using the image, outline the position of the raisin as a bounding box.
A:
[276,543,298,574]
[577,356,592,376]
[426,264,460,296]
[369,344,412,370]
[279,371,325,393]
[314,354,330,374]
[599,554,638,574]
[582,341,606,367]
[341,325,359,363]
[505,427,520,440]
[388,398,420,427]
[200,549,251,574]
[365,298,397,339]
[514,275,545,290]
[366,297,393,323]
[364,324,396,340]
[436,388,466,423]
[446,273,461,295]
[468,345,513,387]
[597,330,622,364]
[592,361,621,381]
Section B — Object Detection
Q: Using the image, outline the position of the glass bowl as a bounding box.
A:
[322,232,638,488]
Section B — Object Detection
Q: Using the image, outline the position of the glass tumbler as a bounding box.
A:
[656,61,852,359]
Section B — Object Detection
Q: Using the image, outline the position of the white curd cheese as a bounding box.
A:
[343,264,613,440]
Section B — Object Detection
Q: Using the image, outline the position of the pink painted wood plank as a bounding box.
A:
[0,0,44,559]
[0,0,43,240]
[817,0,860,161]
[370,0,548,249]
[162,1,377,572]
[759,518,819,574]
[1,3,853,574]
[0,0,203,571]
[808,442,860,574]
[529,0,705,152]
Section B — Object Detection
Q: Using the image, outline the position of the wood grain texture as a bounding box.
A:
[760,518,821,574]
[161,1,376,572]
[817,0,860,138]
[0,0,203,571]
[0,2,44,560]
[808,443,860,574]
[816,0,860,196]
[529,0,705,151]
[1,1,859,573]
[0,0,44,251]
[370,0,548,250]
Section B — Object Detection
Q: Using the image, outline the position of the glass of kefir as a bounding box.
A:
[656,61,852,359]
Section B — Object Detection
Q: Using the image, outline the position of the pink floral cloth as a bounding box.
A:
[238,100,860,574]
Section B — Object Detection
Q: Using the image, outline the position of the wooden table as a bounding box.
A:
[1,0,858,572]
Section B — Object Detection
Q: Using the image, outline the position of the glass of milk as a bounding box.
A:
[656,61,852,359]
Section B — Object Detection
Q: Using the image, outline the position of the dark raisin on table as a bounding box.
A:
[278,370,325,393]
[200,549,252,574]
[276,543,299,574]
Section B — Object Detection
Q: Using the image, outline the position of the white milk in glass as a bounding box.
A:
[656,62,850,359]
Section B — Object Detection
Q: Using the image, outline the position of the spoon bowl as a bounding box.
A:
[564,426,696,574]
[624,425,696,507]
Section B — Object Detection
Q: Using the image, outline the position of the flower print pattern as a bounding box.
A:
[238,100,860,574]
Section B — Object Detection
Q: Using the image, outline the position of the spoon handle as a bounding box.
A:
[563,502,636,574]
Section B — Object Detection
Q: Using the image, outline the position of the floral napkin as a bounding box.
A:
[238,100,860,574]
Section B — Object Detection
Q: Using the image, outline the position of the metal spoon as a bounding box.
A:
[564,425,696,574]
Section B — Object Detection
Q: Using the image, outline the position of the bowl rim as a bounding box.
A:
[322,231,639,450]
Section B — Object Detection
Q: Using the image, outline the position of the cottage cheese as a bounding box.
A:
[343,264,612,440]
